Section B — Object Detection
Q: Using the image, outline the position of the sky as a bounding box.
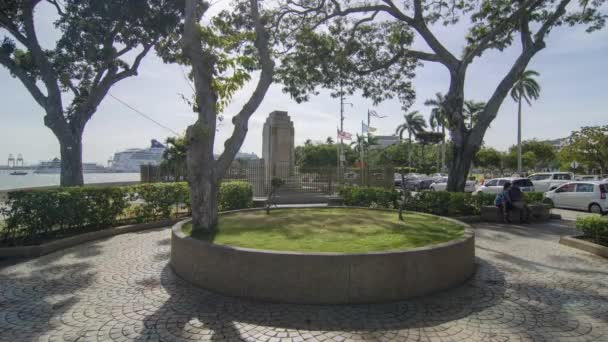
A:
[1,2,607,166]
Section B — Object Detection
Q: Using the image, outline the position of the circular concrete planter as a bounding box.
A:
[170,207,475,304]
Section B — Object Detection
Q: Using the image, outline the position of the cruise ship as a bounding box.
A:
[34,158,108,174]
[110,139,165,173]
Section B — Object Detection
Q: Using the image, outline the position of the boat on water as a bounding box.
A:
[9,171,28,176]
[110,139,165,173]
[34,158,109,174]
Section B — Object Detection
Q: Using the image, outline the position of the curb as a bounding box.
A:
[559,235,608,258]
[0,218,183,259]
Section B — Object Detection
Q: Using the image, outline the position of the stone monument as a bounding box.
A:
[262,111,295,178]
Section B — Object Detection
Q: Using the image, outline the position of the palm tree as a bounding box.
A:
[463,100,486,129]
[395,110,427,166]
[425,93,447,171]
[511,70,541,174]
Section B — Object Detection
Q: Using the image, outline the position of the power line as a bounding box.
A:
[108,93,179,135]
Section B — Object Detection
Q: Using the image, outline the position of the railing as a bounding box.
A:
[141,161,394,197]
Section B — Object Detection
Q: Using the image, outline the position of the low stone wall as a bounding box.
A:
[0,218,182,259]
[171,208,475,304]
[559,235,608,258]
[481,204,551,223]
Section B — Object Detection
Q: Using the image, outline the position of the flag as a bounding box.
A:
[362,122,377,133]
[369,110,387,118]
[337,129,352,140]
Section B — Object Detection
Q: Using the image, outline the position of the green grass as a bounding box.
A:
[182,208,464,253]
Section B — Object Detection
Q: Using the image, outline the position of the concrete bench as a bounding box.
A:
[480,204,551,223]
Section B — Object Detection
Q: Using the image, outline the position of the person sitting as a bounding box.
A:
[509,184,530,223]
[495,182,512,223]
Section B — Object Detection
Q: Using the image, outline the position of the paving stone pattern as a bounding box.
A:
[1,220,607,341]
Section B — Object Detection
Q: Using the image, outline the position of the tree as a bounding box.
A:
[276,0,606,191]
[175,0,275,233]
[0,1,180,186]
[560,126,608,173]
[425,92,448,171]
[508,140,556,171]
[326,136,334,144]
[161,135,187,180]
[510,70,541,173]
[395,110,427,166]
[474,147,502,174]
[295,142,356,170]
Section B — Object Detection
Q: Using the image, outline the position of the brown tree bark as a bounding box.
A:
[183,0,274,233]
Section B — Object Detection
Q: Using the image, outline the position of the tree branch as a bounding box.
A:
[534,0,571,43]
[21,1,62,110]
[462,0,540,66]
[216,0,275,175]
[0,12,29,47]
[0,52,47,107]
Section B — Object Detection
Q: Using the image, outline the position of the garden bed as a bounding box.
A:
[171,207,475,304]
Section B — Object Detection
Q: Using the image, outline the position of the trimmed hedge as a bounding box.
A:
[338,186,399,209]
[340,186,545,217]
[219,181,253,211]
[0,181,253,246]
[576,216,608,246]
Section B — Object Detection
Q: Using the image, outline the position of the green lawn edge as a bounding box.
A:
[181,208,464,253]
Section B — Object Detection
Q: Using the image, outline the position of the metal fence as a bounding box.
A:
[141,160,394,197]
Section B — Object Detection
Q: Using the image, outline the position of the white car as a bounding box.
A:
[430,177,476,192]
[475,177,534,194]
[528,172,574,192]
[544,181,608,214]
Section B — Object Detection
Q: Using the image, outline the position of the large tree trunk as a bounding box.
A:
[186,121,220,233]
[58,134,84,186]
[189,175,220,232]
[446,134,478,192]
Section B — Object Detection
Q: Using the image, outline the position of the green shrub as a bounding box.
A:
[1,181,253,246]
[338,188,546,217]
[1,186,128,245]
[523,192,544,204]
[339,186,399,208]
[219,181,253,211]
[576,216,608,245]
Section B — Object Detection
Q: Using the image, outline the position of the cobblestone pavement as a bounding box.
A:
[1,220,607,342]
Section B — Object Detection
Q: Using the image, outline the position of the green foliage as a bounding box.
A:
[511,70,541,105]
[507,140,557,170]
[339,187,399,208]
[395,111,427,142]
[576,216,608,245]
[1,182,253,246]
[474,147,502,171]
[219,181,253,211]
[560,126,608,172]
[342,188,544,217]
[275,20,417,106]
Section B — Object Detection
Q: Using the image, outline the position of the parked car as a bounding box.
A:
[430,177,476,192]
[575,175,607,181]
[475,177,534,194]
[528,172,574,192]
[394,173,434,191]
[544,181,607,214]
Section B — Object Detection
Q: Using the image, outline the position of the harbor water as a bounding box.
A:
[0,170,140,191]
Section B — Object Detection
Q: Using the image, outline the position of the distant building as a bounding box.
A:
[371,135,399,149]
[540,137,569,151]
[235,152,259,160]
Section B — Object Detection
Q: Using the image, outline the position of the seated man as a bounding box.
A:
[508,184,530,223]
[495,182,512,223]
